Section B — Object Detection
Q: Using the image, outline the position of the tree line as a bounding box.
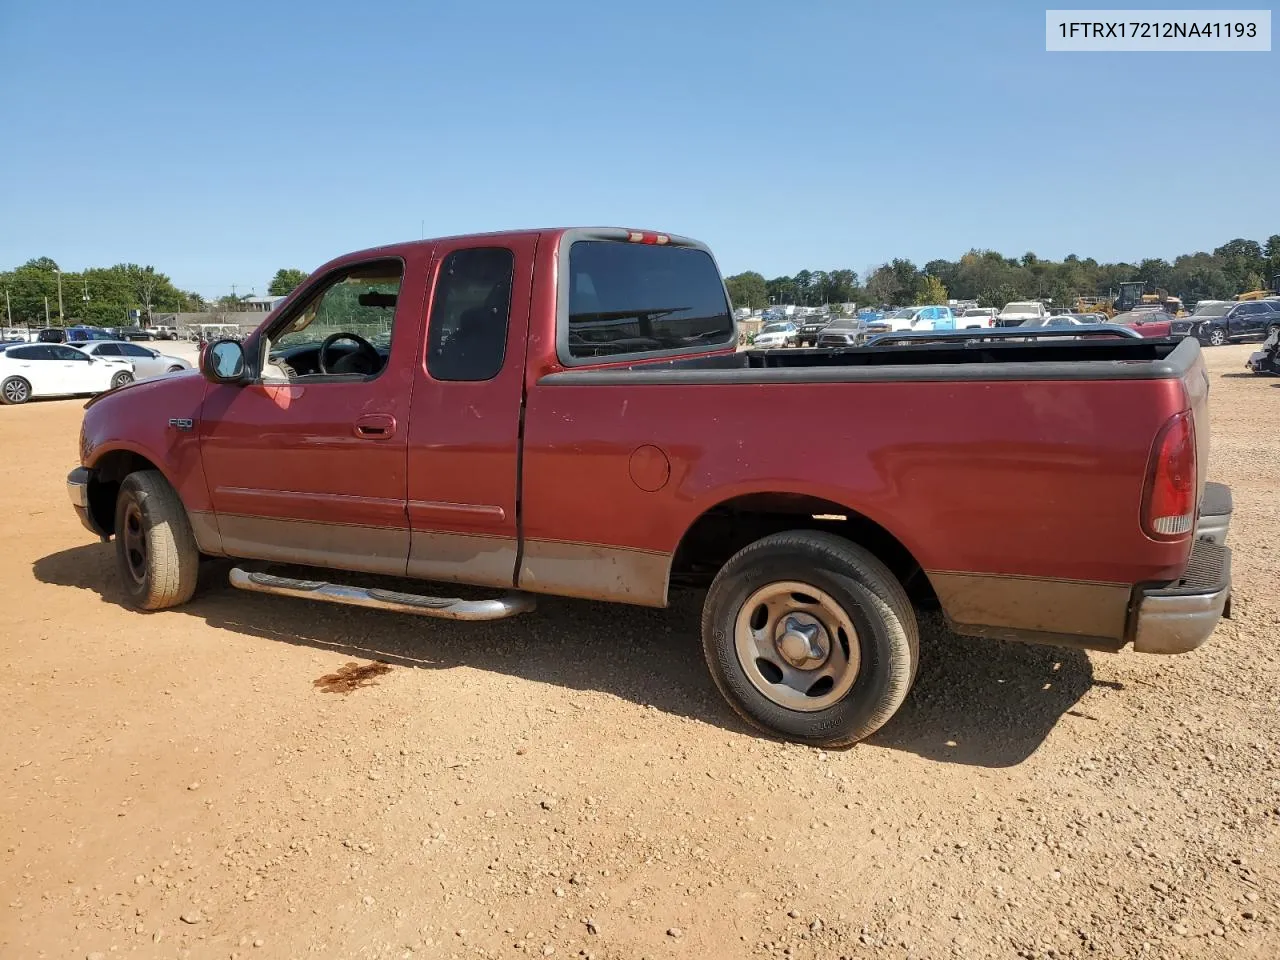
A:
[725,234,1280,312]
[0,259,313,328]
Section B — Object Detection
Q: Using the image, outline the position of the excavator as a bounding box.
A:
[1236,273,1280,301]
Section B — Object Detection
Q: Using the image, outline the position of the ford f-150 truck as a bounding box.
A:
[67,226,1234,748]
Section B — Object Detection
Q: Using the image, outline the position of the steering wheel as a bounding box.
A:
[318,332,381,376]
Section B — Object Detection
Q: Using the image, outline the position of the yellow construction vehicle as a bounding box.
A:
[1236,273,1280,301]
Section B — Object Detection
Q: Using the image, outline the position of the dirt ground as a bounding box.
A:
[2,343,1277,960]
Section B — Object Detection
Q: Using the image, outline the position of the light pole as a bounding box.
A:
[55,269,65,322]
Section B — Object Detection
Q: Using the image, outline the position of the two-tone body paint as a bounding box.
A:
[77,227,1208,648]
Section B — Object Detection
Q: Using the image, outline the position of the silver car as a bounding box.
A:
[70,340,192,380]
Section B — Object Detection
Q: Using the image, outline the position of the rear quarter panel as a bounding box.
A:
[521,375,1194,638]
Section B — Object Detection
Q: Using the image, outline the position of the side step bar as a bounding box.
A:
[228,568,535,621]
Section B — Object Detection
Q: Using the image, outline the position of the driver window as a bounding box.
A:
[265,260,404,381]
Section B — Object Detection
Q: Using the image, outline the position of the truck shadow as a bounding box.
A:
[33,543,1106,769]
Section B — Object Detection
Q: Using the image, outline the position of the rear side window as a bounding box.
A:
[426,247,514,382]
[95,343,122,356]
[565,241,733,359]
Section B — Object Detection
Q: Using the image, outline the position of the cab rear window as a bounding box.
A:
[566,241,733,359]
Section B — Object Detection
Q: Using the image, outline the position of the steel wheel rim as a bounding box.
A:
[3,380,28,403]
[733,580,860,712]
[122,502,147,585]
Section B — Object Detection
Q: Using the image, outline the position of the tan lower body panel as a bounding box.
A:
[187,510,224,556]
[407,531,518,589]
[214,513,410,578]
[929,571,1131,647]
[519,539,671,607]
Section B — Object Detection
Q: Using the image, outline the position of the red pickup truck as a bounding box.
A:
[67,227,1234,747]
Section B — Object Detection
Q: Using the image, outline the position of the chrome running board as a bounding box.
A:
[228,568,535,621]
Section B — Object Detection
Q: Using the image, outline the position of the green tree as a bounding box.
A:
[269,268,310,297]
[914,274,948,305]
[765,275,799,306]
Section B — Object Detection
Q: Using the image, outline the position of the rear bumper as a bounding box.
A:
[1193,481,1232,547]
[1132,485,1233,654]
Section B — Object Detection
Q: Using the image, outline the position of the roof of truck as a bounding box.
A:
[328,227,704,264]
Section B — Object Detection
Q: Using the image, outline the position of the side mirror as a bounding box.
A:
[202,338,247,384]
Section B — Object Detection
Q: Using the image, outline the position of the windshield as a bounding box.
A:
[761,322,790,333]
[1191,303,1230,318]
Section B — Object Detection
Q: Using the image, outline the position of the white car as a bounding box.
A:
[0,342,134,405]
[997,301,1049,326]
[70,340,192,380]
[753,321,799,347]
[957,307,998,327]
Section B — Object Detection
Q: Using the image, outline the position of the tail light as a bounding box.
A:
[1142,410,1197,539]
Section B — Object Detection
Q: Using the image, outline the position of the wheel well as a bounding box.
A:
[87,451,160,536]
[669,493,937,606]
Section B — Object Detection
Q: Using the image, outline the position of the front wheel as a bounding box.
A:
[114,470,200,610]
[111,370,134,389]
[1,376,32,405]
[701,531,919,748]
[1206,326,1228,347]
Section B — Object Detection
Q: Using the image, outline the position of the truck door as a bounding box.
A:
[404,236,536,588]
[198,255,423,575]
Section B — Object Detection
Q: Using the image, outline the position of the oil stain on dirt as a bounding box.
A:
[313,660,394,694]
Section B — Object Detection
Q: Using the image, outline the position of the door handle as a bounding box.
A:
[354,413,397,439]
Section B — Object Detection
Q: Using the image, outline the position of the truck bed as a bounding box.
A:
[542,334,1198,385]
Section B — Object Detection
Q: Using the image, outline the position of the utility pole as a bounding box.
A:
[56,269,65,322]
[44,297,51,325]
[4,289,11,326]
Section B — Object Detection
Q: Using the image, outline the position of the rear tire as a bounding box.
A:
[1207,326,1228,347]
[1,376,32,405]
[701,530,919,748]
[166,365,184,374]
[111,371,134,389]
[1266,323,1280,339]
[114,470,200,610]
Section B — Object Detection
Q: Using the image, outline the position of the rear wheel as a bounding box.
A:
[114,470,200,610]
[166,365,184,374]
[1207,326,1228,347]
[111,370,134,389]
[701,530,918,748]
[1,376,32,405]
[1266,322,1280,339]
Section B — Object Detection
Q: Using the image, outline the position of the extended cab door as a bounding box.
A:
[198,255,425,575]
[404,236,536,587]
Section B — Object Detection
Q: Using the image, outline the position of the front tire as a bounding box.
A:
[1,376,32,405]
[114,470,200,610]
[701,531,919,748]
[111,371,134,389]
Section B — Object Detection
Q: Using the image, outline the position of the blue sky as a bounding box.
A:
[1,1,1276,297]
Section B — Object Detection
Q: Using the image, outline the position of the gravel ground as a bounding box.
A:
[2,342,1277,960]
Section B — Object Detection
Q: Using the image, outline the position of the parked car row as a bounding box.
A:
[0,339,191,405]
